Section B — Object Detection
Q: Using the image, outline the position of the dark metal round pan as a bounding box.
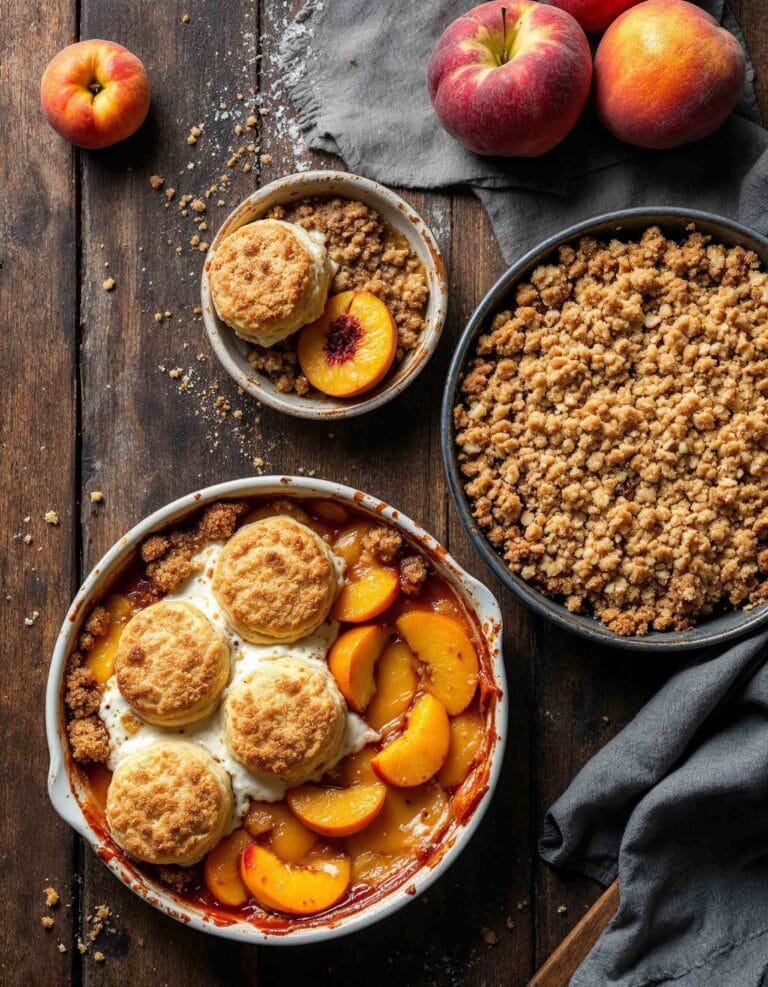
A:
[441,207,768,651]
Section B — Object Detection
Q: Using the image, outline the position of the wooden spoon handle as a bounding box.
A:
[528,880,620,987]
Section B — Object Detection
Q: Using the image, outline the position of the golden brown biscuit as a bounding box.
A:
[106,741,233,866]
[222,656,346,784]
[114,601,230,727]
[211,517,338,644]
[208,219,332,346]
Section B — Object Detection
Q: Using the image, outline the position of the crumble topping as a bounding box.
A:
[156,865,198,892]
[65,666,101,719]
[141,501,248,594]
[400,555,429,596]
[248,197,429,395]
[363,526,403,564]
[68,717,110,764]
[454,226,768,635]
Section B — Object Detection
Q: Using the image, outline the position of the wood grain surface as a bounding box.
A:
[1,2,765,985]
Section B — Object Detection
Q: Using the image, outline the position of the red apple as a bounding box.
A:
[545,0,642,34]
[427,0,592,158]
[41,40,151,150]
[594,0,745,149]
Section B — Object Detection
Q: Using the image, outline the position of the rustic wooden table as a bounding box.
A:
[3,2,766,984]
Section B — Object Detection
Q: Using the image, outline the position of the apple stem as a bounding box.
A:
[500,6,509,64]
[88,81,103,96]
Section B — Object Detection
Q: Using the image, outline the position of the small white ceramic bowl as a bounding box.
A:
[200,172,448,419]
[47,476,506,945]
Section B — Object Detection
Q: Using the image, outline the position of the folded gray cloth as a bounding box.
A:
[541,631,768,986]
[279,0,768,262]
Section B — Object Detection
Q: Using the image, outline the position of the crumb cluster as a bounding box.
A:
[362,525,429,595]
[454,227,768,635]
[140,501,248,593]
[248,197,429,395]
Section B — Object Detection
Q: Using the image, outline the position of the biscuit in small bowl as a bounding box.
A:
[207,218,332,347]
[211,516,338,644]
[106,740,234,866]
[222,655,346,785]
[114,600,231,727]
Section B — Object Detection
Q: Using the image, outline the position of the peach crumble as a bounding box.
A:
[454,226,768,636]
[62,496,497,927]
[247,197,429,396]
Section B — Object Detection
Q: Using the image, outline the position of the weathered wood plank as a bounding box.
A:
[447,192,537,987]
[76,0,262,981]
[0,2,78,983]
[732,0,768,114]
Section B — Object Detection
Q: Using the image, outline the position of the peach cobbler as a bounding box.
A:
[454,226,768,636]
[64,497,498,925]
[209,196,430,399]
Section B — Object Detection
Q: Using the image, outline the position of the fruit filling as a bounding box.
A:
[63,495,499,930]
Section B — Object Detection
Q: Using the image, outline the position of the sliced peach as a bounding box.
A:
[309,499,349,525]
[366,640,419,731]
[298,291,397,399]
[437,710,485,789]
[332,565,400,623]
[203,829,252,907]
[286,782,386,837]
[239,843,351,916]
[244,801,317,863]
[243,801,275,838]
[327,624,389,713]
[347,781,448,874]
[349,849,403,886]
[396,612,479,716]
[336,747,378,787]
[332,520,372,569]
[86,594,134,685]
[371,693,450,787]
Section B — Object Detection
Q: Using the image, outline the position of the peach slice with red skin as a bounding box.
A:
[437,710,485,789]
[395,611,479,715]
[298,291,397,398]
[239,843,351,916]
[327,624,390,713]
[332,565,400,623]
[203,829,252,907]
[286,782,387,838]
[372,693,450,787]
[366,640,419,731]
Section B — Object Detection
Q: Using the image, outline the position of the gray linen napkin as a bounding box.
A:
[541,631,768,986]
[279,0,768,262]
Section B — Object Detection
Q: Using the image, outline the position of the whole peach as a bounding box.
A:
[41,40,150,150]
[594,0,745,149]
[545,0,642,34]
[427,0,592,158]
